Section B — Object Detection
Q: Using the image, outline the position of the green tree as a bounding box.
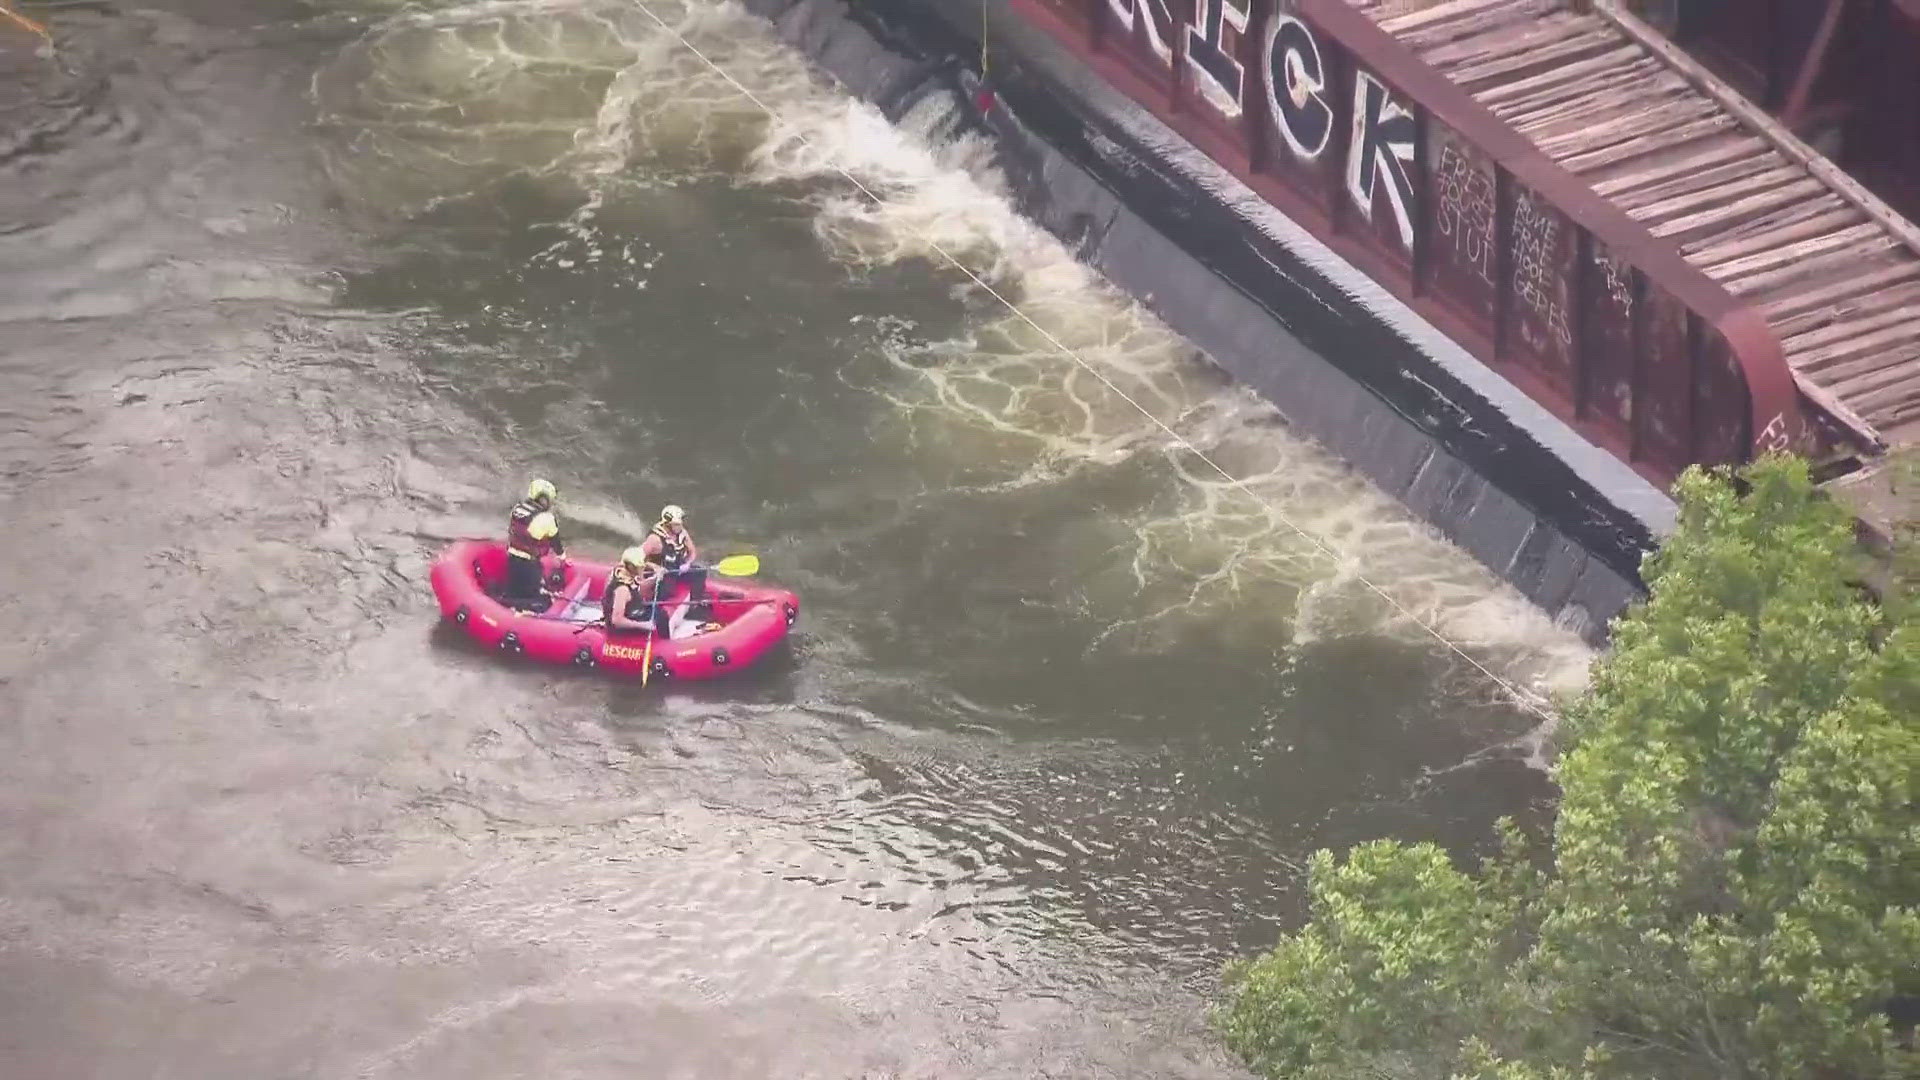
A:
[1891,452,1920,625]
[1218,455,1919,1080]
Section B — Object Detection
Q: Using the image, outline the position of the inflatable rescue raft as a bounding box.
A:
[429,539,798,681]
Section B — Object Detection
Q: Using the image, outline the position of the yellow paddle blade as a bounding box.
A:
[711,554,759,577]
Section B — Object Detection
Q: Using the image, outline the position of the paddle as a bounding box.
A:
[458,535,758,581]
[705,554,759,577]
[558,554,759,582]
[559,554,764,633]
[647,560,750,683]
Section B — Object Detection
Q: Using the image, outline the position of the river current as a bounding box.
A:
[0,1,1590,1075]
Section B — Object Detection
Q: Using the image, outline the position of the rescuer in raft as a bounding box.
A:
[640,503,709,631]
[602,546,657,635]
[505,478,567,609]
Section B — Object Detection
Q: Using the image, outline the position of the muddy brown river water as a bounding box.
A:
[0,2,1592,1076]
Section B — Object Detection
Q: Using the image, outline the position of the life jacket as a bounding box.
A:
[507,499,560,559]
[649,524,691,570]
[602,566,649,625]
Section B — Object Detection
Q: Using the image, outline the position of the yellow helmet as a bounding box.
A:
[527,512,558,540]
[620,546,646,569]
[660,504,685,525]
[526,478,557,503]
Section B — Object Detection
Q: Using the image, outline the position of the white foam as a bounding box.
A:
[310,0,1597,698]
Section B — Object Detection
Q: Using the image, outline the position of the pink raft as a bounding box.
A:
[429,539,799,681]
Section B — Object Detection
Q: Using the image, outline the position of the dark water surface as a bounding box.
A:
[0,2,1589,1076]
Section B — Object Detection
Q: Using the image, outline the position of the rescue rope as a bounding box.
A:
[980,0,989,81]
[629,0,1565,725]
[0,0,50,43]
[973,2,997,113]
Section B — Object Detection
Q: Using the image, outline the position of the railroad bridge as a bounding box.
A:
[1018,0,1920,537]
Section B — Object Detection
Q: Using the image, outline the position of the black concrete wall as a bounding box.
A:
[738,0,1659,642]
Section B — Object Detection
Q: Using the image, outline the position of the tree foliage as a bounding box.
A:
[1218,455,1920,1080]
[1891,452,1920,626]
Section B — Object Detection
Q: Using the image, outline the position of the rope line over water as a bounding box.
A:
[1,0,51,42]
[630,0,1563,725]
